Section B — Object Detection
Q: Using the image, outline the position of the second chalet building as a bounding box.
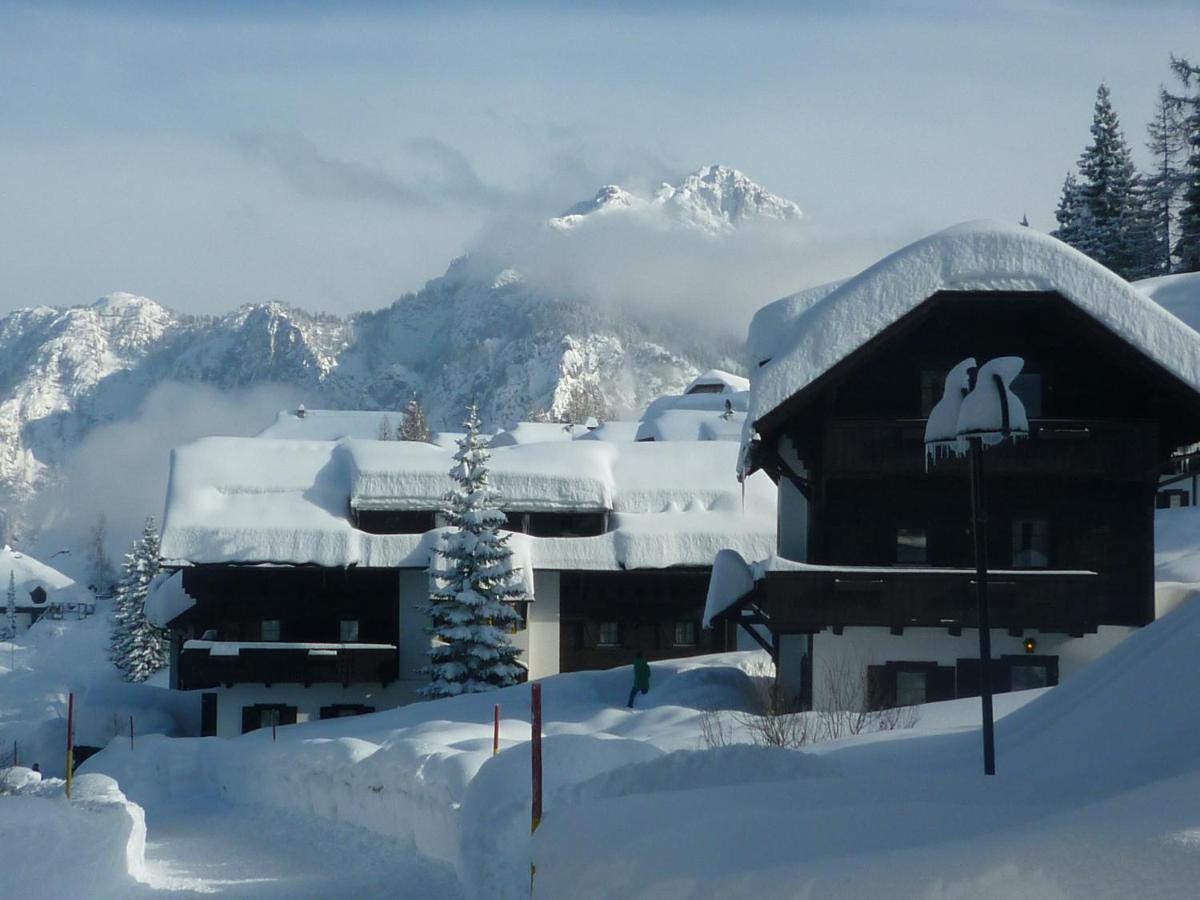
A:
[150,377,774,737]
[707,221,1200,710]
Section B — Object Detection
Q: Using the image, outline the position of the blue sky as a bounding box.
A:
[0,1,1194,325]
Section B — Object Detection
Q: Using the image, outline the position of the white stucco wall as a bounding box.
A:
[396,568,434,698]
[777,625,1136,710]
[205,682,423,739]
[526,571,561,680]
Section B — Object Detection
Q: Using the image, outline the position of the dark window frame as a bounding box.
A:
[597,621,621,647]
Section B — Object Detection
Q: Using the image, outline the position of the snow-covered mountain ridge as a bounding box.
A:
[548,164,803,233]
[0,166,784,531]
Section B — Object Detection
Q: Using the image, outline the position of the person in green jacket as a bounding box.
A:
[627,651,650,708]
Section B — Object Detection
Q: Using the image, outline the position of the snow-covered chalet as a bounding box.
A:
[0,545,91,634]
[150,375,774,737]
[706,221,1200,711]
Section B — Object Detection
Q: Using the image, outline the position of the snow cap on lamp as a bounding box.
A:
[924,356,1028,466]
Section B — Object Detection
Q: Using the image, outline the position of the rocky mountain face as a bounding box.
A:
[0,165,790,531]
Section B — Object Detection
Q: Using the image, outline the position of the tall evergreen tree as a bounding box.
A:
[1052,171,1084,246]
[420,405,525,698]
[398,396,433,442]
[3,572,16,640]
[1073,84,1144,278]
[109,517,168,682]
[1169,56,1200,272]
[1145,86,1188,273]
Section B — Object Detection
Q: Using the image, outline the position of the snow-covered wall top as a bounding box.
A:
[160,436,776,570]
[746,222,1200,451]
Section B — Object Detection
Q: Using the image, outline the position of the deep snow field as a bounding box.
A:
[3,506,1200,898]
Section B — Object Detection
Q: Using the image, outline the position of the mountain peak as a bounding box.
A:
[548,184,645,231]
[547,165,801,235]
[90,292,165,315]
[657,165,803,232]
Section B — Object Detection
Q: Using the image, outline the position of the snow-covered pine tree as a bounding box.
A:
[1145,86,1188,274]
[420,405,525,698]
[1072,84,1144,278]
[1052,172,1084,247]
[109,517,168,682]
[398,396,433,442]
[377,415,394,441]
[3,572,16,639]
[1169,56,1200,272]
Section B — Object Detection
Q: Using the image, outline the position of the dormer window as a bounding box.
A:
[29,586,47,605]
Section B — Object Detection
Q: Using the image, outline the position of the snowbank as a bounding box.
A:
[532,597,1200,898]
[0,770,147,899]
[88,653,767,899]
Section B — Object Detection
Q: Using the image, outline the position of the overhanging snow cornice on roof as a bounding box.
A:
[744,220,1200,463]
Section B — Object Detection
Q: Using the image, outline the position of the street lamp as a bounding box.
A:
[924,356,1028,776]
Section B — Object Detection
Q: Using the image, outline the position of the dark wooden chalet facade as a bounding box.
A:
[721,224,1200,710]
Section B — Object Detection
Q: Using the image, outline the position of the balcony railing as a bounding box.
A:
[763,567,1103,635]
[179,641,399,690]
[823,418,1158,479]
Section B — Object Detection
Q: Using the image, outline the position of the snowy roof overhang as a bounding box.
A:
[159,434,777,570]
[743,221,1200,472]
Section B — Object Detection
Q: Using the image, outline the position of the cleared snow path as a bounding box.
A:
[129,798,462,898]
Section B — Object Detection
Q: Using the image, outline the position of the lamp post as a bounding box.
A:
[925,356,1028,776]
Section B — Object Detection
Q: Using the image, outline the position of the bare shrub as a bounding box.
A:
[816,652,920,740]
[698,707,736,749]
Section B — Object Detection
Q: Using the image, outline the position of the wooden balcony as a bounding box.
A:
[178,641,399,690]
[822,418,1159,479]
[763,567,1103,635]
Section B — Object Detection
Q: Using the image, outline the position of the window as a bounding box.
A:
[895,671,927,706]
[260,619,281,641]
[673,621,697,647]
[339,619,360,642]
[1012,373,1042,418]
[1011,519,1049,568]
[241,704,297,734]
[686,382,725,394]
[598,621,621,647]
[896,528,928,565]
[1009,663,1050,691]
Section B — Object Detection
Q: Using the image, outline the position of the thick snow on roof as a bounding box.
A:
[576,421,641,442]
[144,571,197,628]
[748,222,1200,436]
[1136,271,1200,333]
[746,279,844,368]
[635,408,745,442]
[487,421,579,448]
[160,436,776,571]
[684,369,749,394]
[636,381,749,442]
[0,545,82,606]
[345,439,614,512]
